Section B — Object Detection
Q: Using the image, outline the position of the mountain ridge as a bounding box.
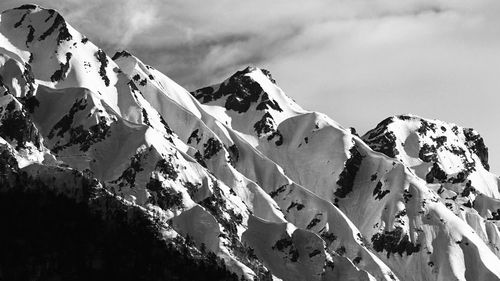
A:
[0,4,499,281]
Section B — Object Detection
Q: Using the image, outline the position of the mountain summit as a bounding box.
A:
[1,4,500,281]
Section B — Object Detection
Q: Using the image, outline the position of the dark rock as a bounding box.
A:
[335,246,346,256]
[158,114,173,136]
[48,98,87,139]
[50,52,72,82]
[44,9,56,22]
[431,136,447,147]
[267,130,283,146]
[146,178,183,210]
[306,214,322,230]
[403,190,413,203]
[156,158,178,181]
[111,50,131,60]
[191,87,219,104]
[20,95,39,113]
[286,201,305,212]
[127,80,139,91]
[25,25,35,46]
[110,149,146,188]
[425,163,447,184]
[194,67,266,113]
[51,116,110,153]
[254,112,276,137]
[39,14,72,44]
[371,226,420,258]
[334,145,363,198]
[184,181,200,198]
[489,209,500,220]
[397,115,412,121]
[187,129,202,145]
[22,63,36,96]
[261,69,276,84]
[419,143,437,162]
[417,119,437,135]
[272,235,299,262]
[349,127,359,137]
[95,50,110,86]
[320,232,337,246]
[363,118,399,158]
[0,100,41,149]
[463,128,489,171]
[269,185,288,198]
[309,249,321,258]
[203,138,222,160]
[227,144,239,167]
[14,4,38,10]
[373,181,390,200]
[194,151,206,168]
[14,11,29,28]
[460,181,475,197]
[256,92,282,112]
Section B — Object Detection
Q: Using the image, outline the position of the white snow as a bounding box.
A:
[0,5,499,281]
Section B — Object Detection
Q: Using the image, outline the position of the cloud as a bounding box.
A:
[0,0,484,85]
[1,0,499,172]
[1,0,162,48]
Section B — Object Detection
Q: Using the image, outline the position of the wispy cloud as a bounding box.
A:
[1,0,500,171]
[2,0,490,85]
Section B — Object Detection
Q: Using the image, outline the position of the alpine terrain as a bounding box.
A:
[1,4,499,281]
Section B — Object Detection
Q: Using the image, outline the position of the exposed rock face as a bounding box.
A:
[0,4,500,281]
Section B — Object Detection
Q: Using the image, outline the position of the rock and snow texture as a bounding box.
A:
[0,4,499,281]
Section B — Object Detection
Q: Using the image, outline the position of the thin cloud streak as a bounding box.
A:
[0,0,499,172]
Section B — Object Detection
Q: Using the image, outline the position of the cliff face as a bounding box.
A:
[1,4,500,281]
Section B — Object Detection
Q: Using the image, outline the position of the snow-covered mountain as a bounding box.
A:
[1,4,499,281]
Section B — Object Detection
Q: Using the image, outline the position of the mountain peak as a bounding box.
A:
[191,65,301,118]
[4,4,69,43]
[234,65,258,75]
[362,114,492,196]
[11,4,44,11]
[230,66,276,84]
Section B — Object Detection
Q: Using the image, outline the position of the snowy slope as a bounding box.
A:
[0,4,500,281]
[192,68,500,280]
[113,53,400,280]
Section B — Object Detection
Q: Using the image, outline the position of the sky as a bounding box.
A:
[1,0,499,173]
